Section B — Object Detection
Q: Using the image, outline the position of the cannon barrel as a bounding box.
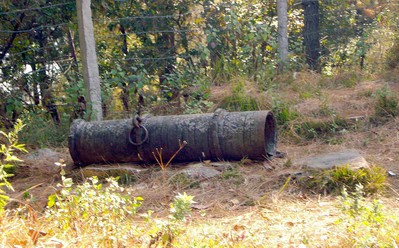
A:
[68,109,277,166]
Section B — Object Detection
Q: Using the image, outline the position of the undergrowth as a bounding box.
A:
[338,184,399,247]
[19,111,70,148]
[297,165,387,195]
[372,85,398,122]
[0,120,26,211]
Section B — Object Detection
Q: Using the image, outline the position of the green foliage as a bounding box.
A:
[293,117,348,142]
[385,36,399,69]
[46,161,143,235]
[145,192,195,247]
[0,120,26,212]
[338,184,399,247]
[19,111,69,148]
[299,165,386,195]
[374,85,398,120]
[169,173,199,189]
[220,95,259,112]
[0,120,26,210]
[321,70,360,88]
[220,165,245,185]
[320,0,377,70]
[219,81,260,112]
[272,98,298,127]
[170,192,195,221]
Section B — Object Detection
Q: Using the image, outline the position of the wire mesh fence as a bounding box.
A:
[0,0,398,126]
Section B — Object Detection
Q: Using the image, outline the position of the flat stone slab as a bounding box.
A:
[25,148,62,163]
[80,164,148,179]
[294,150,369,170]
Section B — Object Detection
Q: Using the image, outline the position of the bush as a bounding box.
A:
[374,85,398,119]
[298,165,387,195]
[46,164,143,235]
[385,36,399,69]
[338,184,399,247]
[219,81,261,111]
[294,118,348,141]
[19,111,70,148]
[0,120,26,212]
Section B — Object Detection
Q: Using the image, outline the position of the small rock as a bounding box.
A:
[209,162,233,172]
[25,148,62,163]
[230,198,240,205]
[180,163,221,180]
[388,170,396,177]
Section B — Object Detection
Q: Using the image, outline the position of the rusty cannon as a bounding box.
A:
[68,109,277,166]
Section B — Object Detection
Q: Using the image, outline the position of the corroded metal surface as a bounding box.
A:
[68,110,277,166]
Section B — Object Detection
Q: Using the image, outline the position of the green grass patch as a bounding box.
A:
[298,165,387,195]
[293,118,349,142]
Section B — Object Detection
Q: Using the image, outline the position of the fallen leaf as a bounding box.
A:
[232,224,246,231]
[28,228,47,245]
[286,221,295,227]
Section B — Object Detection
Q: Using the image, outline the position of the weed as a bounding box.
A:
[46,161,143,245]
[170,192,196,221]
[220,166,240,180]
[338,184,399,247]
[272,98,299,127]
[146,193,195,247]
[0,119,27,211]
[220,166,245,185]
[152,140,187,201]
[373,85,398,121]
[333,71,360,88]
[385,36,399,70]
[294,117,348,141]
[316,97,336,117]
[19,111,69,148]
[219,81,260,112]
[183,99,214,114]
[299,165,386,195]
[283,158,292,168]
[169,173,199,189]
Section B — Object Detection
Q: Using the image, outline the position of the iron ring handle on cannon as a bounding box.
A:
[128,124,149,146]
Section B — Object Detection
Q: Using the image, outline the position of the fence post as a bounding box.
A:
[76,0,103,121]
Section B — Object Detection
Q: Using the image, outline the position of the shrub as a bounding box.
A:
[46,161,143,245]
[19,111,70,148]
[293,117,348,142]
[298,165,387,195]
[374,85,398,119]
[219,81,261,111]
[0,120,26,212]
[338,184,399,247]
[272,98,299,127]
[385,36,399,70]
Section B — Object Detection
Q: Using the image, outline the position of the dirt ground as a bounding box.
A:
[6,78,399,245]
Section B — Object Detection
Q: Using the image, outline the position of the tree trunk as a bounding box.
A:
[120,25,130,114]
[36,29,60,124]
[0,11,26,66]
[67,28,80,78]
[277,0,289,72]
[302,0,320,71]
[159,32,176,100]
[31,64,40,106]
